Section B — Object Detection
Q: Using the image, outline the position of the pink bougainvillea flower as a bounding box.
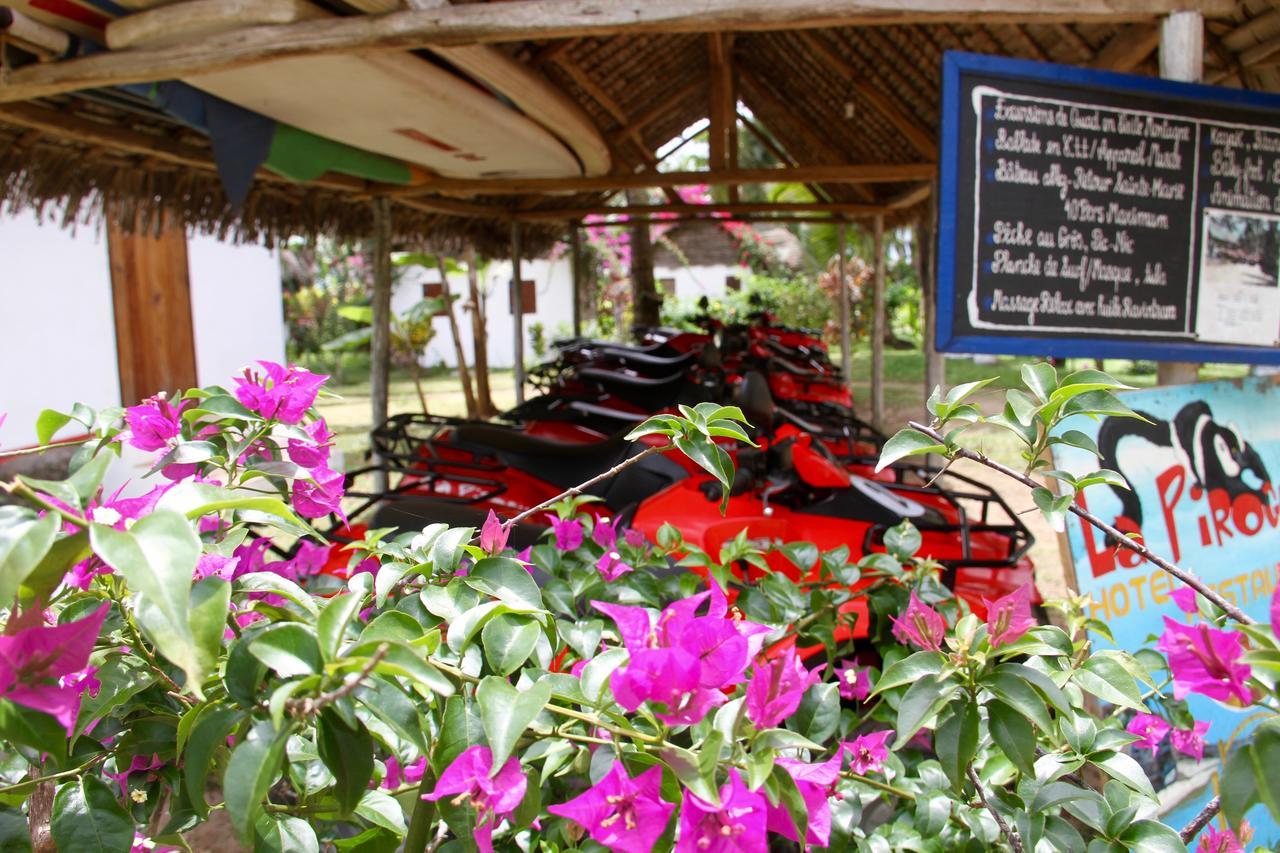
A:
[548,762,673,853]
[230,538,271,579]
[123,394,187,452]
[765,751,842,847]
[193,553,239,582]
[292,466,345,519]
[746,644,821,730]
[286,419,334,470]
[595,551,633,582]
[1272,586,1279,642]
[594,584,767,726]
[479,510,509,556]
[108,753,163,795]
[0,603,110,733]
[234,361,327,425]
[676,769,767,853]
[622,528,645,548]
[592,517,618,550]
[422,746,526,853]
[1126,713,1171,754]
[551,517,584,551]
[1170,586,1199,615]
[1198,820,1252,853]
[982,583,1035,648]
[381,755,427,790]
[891,592,946,651]
[835,660,871,701]
[1171,721,1212,761]
[1158,618,1254,707]
[844,730,893,775]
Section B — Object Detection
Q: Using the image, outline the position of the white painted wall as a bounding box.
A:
[0,212,284,454]
[187,233,286,386]
[654,262,745,303]
[0,210,120,449]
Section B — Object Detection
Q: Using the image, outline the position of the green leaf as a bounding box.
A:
[224,721,291,845]
[481,613,540,676]
[189,576,231,681]
[674,435,735,510]
[318,573,373,659]
[1249,719,1280,820]
[659,742,721,806]
[1054,429,1100,457]
[355,676,428,754]
[35,409,74,445]
[995,663,1071,716]
[1118,820,1185,853]
[74,656,155,741]
[354,789,408,835]
[317,709,375,816]
[1031,781,1101,812]
[944,377,997,408]
[1007,388,1041,427]
[1090,751,1155,800]
[254,813,320,853]
[67,452,114,505]
[1075,655,1145,711]
[984,670,1053,733]
[1031,487,1073,533]
[0,514,59,607]
[893,675,958,749]
[22,532,90,603]
[1021,362,1058,402]
[876,429,947,472]
[0,701,66,763]
[0,806,30,852]
[883,521,922,562]
[183,706,244,818]
[873,651,945,695]
[235,571,321,617]
[768,764,810,843]
[464,558,544,613]
[433,694,484,775]
[50,776,133,853]
[777,542,819,573]
[789,682,840,743]
[988,699,1036,775]
[1221,744,1260,827]
[579,648,629,704]
[935,699,978,791]
[557,619,603,661]
[248,623,323,678]
[476,677,553,773]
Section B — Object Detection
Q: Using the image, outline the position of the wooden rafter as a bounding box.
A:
[384,163,934,197]
[606,78,702,147]
[0,0,1236,104]
[1053,23,1094,62]
[794,30,937,159]
[517,200,886,221]
[737,111,833,202]
[1090,22,1160,70]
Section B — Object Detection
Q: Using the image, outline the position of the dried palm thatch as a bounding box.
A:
[0,2,1274,251]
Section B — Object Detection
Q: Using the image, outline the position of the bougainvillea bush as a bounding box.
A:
[0,363,1276,852]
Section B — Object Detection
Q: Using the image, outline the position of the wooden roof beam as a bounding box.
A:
[517,200,886,222]
[794,30,938,160]
[606,78,702,147]
[1090,23,1160,71]
[737,111,833,202]
[0,0,1236,104]
[387,163,934,196]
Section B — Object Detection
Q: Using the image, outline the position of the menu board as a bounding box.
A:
[938,52,1280,363]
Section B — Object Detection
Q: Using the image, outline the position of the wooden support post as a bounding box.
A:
[511,221,526,405]
[921,187,944,402]
[1158,11,1202,387]
[370,197,393,492]
[570,222,583,338]
[871,213,886,431]
[837,222,851,385]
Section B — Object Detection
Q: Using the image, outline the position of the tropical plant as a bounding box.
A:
[325,298,445,414]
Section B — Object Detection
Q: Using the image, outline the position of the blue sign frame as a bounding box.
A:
[938,51,1280,364]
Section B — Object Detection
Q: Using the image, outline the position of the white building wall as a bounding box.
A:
[187,234,286,386]
[0,210,120,449]
[654,262,746,304]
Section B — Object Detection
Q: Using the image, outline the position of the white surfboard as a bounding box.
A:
[106,0,585,179]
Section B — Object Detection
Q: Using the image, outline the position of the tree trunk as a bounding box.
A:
[434,254,478,419]
[628,190,660,332]
[28,778,54,853]
[409,359,429,415]
[466,247,497,417]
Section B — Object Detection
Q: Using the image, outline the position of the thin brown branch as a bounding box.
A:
[0,437,92,460]
[906,421,1255,626]
[1179,796,1220,843]
[286,642,389,717]
[967,765,1024,853]
[502,443,669,529]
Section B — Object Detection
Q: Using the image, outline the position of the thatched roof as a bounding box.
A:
[0,0,1271,255]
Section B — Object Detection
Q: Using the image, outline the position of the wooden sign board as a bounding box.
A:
[939,51,1280,364]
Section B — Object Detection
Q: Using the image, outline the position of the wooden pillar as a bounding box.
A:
[921,186,944,401]
[570,222,583,338]
[871,214,886,430]
[370,198,393,492]
[511,221,526,405]
[837,222,851,386]
[1157,11,1202,387]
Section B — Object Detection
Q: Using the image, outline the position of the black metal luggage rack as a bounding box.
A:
[862,461,1034,571]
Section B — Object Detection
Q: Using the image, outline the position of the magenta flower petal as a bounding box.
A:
[623,528,646,548]
[592,600,653,654]
[595,551,634,582]
[234,362,327,425]
[1197,820,1251,853]
[745,644,819,729]
[1170,586,1199,615]
[422,746,525,852]
[123,394,187,452]
[1158,618,1254,707]
[548,762,673,853]
[982,583,1035,648]
[0,603,111,734]
[479,510,509,556]
[676,769,767,853]
[1171,721,1211,761]
[843,730,893,775]
[292,466,346,519]
[592,517,618,550]
[551,518,584,551]
[891,592,946,651]
[1126,713,1171,754]
[836,660,871,701]
[765,752,841,846]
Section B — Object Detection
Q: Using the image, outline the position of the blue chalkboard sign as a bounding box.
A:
[938,51,1280,363]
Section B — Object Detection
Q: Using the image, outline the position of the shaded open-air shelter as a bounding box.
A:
[0,0,1267,434]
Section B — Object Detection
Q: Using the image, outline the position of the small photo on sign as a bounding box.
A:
[1195,208,1280,346]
